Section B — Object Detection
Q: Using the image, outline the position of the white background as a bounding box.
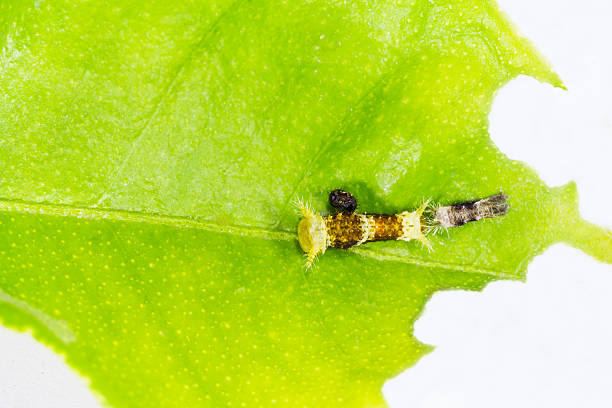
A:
[1,0,612,407]
[386,0,612,406]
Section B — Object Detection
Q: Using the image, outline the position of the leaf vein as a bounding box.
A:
[1,199,515,278]
[95,0,249,205]
[0,199,294,242]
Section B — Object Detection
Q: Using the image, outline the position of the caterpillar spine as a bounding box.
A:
[296,191,509,268]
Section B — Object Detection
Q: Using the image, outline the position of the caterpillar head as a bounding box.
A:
[295,199,328,268]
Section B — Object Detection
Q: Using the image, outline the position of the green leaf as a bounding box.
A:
[0,0,610,407]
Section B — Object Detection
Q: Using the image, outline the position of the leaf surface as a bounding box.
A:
[0,0,610,406]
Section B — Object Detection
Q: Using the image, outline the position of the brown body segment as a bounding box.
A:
[325,213,363,249]
[325,213,405,249]
[370,214,404,241]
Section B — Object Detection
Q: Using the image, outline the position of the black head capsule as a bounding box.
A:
[329,189,358,214]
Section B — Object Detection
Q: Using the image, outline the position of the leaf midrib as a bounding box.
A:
[0,198,516,277]
[0,198,293,241]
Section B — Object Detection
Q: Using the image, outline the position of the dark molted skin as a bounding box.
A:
[475,192,509,218]
[436,193,509,227]
[329,189,358,214]
[445,199,479,227]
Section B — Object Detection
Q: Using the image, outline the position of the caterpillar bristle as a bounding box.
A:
[295,191,508,269]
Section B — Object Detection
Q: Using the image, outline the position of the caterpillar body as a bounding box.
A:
[297,190,509,268]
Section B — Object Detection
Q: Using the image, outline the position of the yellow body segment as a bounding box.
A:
[296,201,329,267]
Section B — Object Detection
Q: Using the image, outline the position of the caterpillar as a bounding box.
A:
[296,190,509,268]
